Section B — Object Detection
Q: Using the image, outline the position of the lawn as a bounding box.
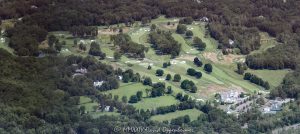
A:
[78,96,98,112]
[150,109,202,122]
[79,96,120,118]
[133,95,179,110]
[246,69,290,88]
[188,25,218,52]
[89,111,120,118]
[105,83,151,100]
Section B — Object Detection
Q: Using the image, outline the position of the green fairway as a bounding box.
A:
[48,17,269,102]
[133,95,179,110]
[150,109,202,122]
[105,83,151,100]
[188,25,218,51]
[246,69,290,88]
[172,33,199,54]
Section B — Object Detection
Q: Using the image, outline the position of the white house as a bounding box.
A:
[93,81,104,87]
[0,38,5,43]
[75,68,87,74]
[200,17,209,22]
[104,106,110,112]
[229,39,235,45]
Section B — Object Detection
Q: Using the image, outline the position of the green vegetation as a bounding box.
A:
[133,96,179,110]
[150,109,202,122]
[1,0,299,132]
[106,83,150,100]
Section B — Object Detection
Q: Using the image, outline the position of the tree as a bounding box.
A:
[195,72,202,79]
[156,69,164,76]
[122,96,128,103]
[176,93,183,100]
[191,86,197,93]
[166,74,172,81]
[194,57,203,67]
[185,30,193,38]
[89,42,105,58]
[204,64,213,73]
[79,43,86,51]
[179,17,194,24]
[237,63,247,75]
[136,91,143,101]
[167,86,173,94]
[147,65,152,70]
[93,105,98,112]
[73,39,78,47]
[55,41,63,51]
[193,37,206,51]
[181,80,195,90]
[79,106,86,115]
[114,51,122,61]
[163,62,168,68]
[264,82,270,90]
[48,34,58,48]
[122,73,130,83]
[176,24,187,34]
[151,24,157,31]
[173,74,181,82]
[143,77,152,86]
[187,68,196,76]
[114,95,119,101]
[129,95,138,103]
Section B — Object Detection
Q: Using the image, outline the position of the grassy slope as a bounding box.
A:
[246,69,290,88]
[50,16,286,101]
[150,109,202,122]
[133,95,179,110]
[105,83,151,100]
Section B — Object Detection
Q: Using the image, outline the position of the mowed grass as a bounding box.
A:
[90,112,120,118]
[150,109,202,122]
[188,25,218,52]
[79,96,120,118]
[79,96,98,112]
[246,69,290,88]
[105,83,151,100]
[133,95,179,110]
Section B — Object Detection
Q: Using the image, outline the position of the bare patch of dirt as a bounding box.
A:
[160,23,178,30]
[203,52,245,64]
[39,40,49,49]
[98,27,130,35]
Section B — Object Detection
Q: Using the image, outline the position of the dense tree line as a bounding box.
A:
[69,25,98,37]
[246,43,299,70]
[2,0,300,58]
[88,42,106,59]
[149,30,181,57]
[6,24,47,56]
[270,68,300,99]
[112,34,145,58]
[181,80,198,93]
[121,69,141,83]
[244,73,270,90]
